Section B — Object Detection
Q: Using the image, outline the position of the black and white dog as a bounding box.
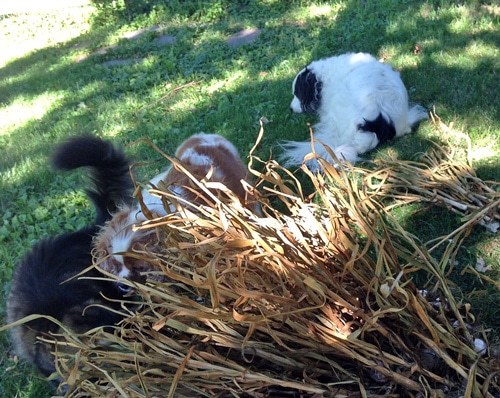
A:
[280,52,428,169]
[6,136,133,389]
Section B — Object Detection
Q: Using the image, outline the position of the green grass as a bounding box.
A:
[1,0,499,396]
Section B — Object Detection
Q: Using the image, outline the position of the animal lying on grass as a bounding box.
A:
[281,52,428,170]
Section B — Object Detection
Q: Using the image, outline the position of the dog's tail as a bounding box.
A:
[52,135,134,225]
[407,104,429,127]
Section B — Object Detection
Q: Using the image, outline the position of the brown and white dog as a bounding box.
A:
[94,133,258,290]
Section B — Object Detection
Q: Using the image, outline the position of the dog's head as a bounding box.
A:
[290,67,323,114]
[94,208,161,292]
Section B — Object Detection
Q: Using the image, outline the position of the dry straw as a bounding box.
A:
[364,111,500,251]
[13,118,500,397]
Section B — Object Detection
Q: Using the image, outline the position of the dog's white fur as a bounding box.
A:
[94,133,258,286]
[281,52,428,169]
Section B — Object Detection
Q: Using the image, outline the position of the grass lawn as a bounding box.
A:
[0,0,499,396]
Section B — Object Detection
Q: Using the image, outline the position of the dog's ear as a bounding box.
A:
[301,69,322,113]
[309,74,322,113]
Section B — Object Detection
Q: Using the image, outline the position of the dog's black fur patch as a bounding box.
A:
[294,68,323,113]
[6,135,134,387]
[8,228,126,379]
[52,136,132,224]
[358,113,396,144]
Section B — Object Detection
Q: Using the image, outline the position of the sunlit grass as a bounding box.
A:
[0,6,95,66]
[0,92,67,133]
